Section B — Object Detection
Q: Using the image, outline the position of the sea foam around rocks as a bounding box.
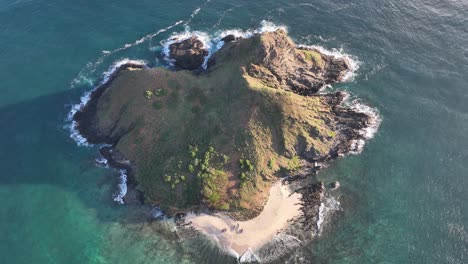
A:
[345,95,382,154]
[161,21,288,69]
[113,169,128,204]
[66,59,147,147]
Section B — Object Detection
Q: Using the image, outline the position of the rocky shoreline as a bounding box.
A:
[70,28,380,261]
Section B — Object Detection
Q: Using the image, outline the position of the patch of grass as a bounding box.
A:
[302,50,324,68]
[268,158,276,169]
[287,156,301,172]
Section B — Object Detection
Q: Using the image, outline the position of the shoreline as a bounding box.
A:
[185,181,302,257]
[66,28,381,262]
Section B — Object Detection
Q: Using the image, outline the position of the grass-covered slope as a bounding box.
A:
[76,30,361,218]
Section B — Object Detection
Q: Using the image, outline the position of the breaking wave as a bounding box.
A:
[298,44,360,82]
[70,0,210,88]
[65,59,147,147]
[239,248,259,263]
[254,233,302,263]
[159,20,359,85]
[160,20,287,69]
[95,156,109,168]
[66,90,93,147]
[113,169,128,204]
[316,194,341,236]
[348,97,382,154]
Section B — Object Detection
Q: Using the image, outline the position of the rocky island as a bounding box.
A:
[72,29,379,260]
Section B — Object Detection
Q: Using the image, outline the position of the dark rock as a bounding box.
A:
[73,63,145,145]
[286,182,326,240]
[150,206,165,219]
[221,34,237,43]
[169,37,209,70]
[329,181,340,190]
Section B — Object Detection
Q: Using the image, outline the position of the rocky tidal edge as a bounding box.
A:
[68,28,381,262]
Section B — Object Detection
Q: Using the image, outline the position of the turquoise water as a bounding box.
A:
[0,0,466,263]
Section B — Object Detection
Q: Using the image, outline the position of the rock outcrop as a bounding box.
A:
[210,30,350,95]
[169,37,209,70]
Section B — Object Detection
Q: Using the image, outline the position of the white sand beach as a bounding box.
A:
[185,181,302,257]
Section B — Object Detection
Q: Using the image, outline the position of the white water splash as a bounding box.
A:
[345,95,382,154]
[95,156,109,168]
[66,59,147,147]
[160,30,213,68]
[161,20,288,69]
[113,169,128,204]
[255,233,302,263]
[239,248,260,263]
[316,194,341,236]
[65,90,93,147]
[297,44,360,82]
[70,1,210,88]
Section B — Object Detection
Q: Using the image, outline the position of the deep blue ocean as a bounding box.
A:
[0,0,467,263]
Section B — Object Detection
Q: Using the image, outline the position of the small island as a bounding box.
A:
[72,29,379,259]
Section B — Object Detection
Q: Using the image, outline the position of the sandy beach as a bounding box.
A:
[185,182,302,257]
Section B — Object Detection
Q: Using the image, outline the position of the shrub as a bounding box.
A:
[268,158,276,169]
[240,172,247,181]
[189,145,199,158]
[145,90,153,99]
[188,164,195,173]
[245,159,253,171]
[164,175,171,183]
[218,203,230,211]
[288,156,301,172]
[155,88,166,97]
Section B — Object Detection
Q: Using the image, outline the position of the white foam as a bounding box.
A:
[113,169,128,204]
[239,248,260,263]
[161,20,288,69]
[297,44,360,82]
[338,91,381,155]
[65,90,93,147]
[349,99,382,154]
[70,20,185,88]
[66,59,147,147]
[95,156,109,168]
[161,30,213,68]
[316,194,341,236]
[100,59,147,85]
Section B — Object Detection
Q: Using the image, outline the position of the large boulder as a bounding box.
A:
[169,37,209,70]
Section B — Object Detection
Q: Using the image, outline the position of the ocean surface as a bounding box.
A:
[0,0,467,263]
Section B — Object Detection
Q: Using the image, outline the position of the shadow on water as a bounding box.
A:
[0,88,240,263]
[0,87,136,220]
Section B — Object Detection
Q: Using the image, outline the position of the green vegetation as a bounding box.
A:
[302,50,324,68]
[155,88,166,97]
[239,159,254,171]
[144,90,153,99]
[268,158,276,169]
[186,145,230,209]
[88,31,344,217]
[287,156,301,172]
[153,101,163,109]
[238,158,255,187]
